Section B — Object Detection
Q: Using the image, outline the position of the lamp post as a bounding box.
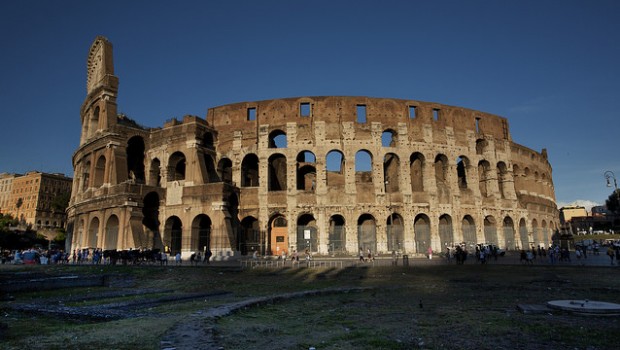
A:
[604,171,619,201]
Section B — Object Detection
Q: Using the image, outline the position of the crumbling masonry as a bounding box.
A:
[67,37,559,259]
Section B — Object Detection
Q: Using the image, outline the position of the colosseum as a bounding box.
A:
[67,36,559,259]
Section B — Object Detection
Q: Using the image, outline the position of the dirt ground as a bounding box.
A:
[1,263,619,350]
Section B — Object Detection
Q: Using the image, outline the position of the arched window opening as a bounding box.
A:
[149,158,161,187]
[387,213,404,252]
[434,154,448,184]
[478,160,491,198]
[462,215,477,250]
[383,153,400,193]
[381,129,396,147]
[519,218,529,250]
[193,214,212,253]
[241,154,259,187]
[410,153,425,192]
[168,152,186,181]
[94,156,106,187]
[88,217,99,248]
[497,162,508,199]
[165,216,183,254]
[126,136,146,183]
[326,150,345,187]
[296,151,316,191]
[355,150,373,184]
[218,158,233,184]
[503,216,515,250]
[269,215,288,256]
[239,216,260,255]
[357,214,376,254]
[104,215,119,250]
[202,132,215,150]
[297,214,317,253]
[476,138,487,155]
[439,214,453,249]
[457,156,468,189]
[329,215,346,254]
[484,216,497,245]
[268,129,287,148]
[268,154,287,191]
[414,214,431,254]
[82,160,91,191]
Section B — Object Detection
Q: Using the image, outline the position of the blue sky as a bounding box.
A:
[1,0,619,208]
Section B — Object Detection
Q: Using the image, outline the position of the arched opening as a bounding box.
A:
[503,216,516,250]
[475,138,487,155]
[484,216,498,245]
[531,219,539,249]
[202,131,215,150]
[462,215,477,250]
[328,215,346,254]
[519,218,529,250]
[149,158,161,187]
[168,152,186,181]
[82,160,91,190]
[386,213,404,252]
[268,154,287,191]
[296,214,317,253]
[435,154,449,200]
[239,216,260,255]
[326,150,345,187]
[218,158,233,184]
[478,160,491,198]
[541,220,549,247]
[355,150,373,184]
[127,136,146,183]
[165,216,183,254]
[439,214,453,250]
[357,214,376,254]
[268,129,287,148]
[414,214,431,254]
[142,192,161,248]
[456,156,469,190]
[94,155,106,187]
[410,153,425,192]
[241,154,259,187]
[381,129,397,147]
[192,214,212,253]
[497,162,508,199]
[104,215,119,250]
[296,151,316,192]
[269,215,287,255]
[88,217,99,248]
[383,153,400,193]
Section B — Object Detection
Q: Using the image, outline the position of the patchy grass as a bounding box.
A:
[1,264,620,349]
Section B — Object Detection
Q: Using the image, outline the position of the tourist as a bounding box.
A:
[427,246,433,260]
[175,252,182,265]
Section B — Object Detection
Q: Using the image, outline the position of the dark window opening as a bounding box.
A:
[247,107,256,121]
[300,103,311,117]
[356,105,367,123]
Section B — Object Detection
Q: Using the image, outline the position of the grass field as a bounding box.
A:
[1,263,619,350]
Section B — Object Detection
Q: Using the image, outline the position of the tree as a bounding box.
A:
[606,190,620,214]
[51,192,71,213]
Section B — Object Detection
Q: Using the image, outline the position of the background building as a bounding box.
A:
[1,171,72,234]
[67,37,559,258]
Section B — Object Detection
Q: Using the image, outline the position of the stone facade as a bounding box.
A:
[67,37,559,259]
[1,171,72,235]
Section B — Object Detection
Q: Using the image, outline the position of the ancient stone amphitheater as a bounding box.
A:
[67,37,559,259]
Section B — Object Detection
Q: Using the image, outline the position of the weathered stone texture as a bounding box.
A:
[66,37,559,259]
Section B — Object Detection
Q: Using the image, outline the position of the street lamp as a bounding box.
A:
[604,170,619,203]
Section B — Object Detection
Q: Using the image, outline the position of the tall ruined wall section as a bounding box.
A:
[67,37,559,259]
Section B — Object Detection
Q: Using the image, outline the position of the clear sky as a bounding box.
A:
[1,0,618,209]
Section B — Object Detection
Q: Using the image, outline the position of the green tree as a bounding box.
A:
[606,190,620,214]
[51,192,71,213]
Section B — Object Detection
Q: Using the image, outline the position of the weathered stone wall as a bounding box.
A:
[66,37,559,259]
